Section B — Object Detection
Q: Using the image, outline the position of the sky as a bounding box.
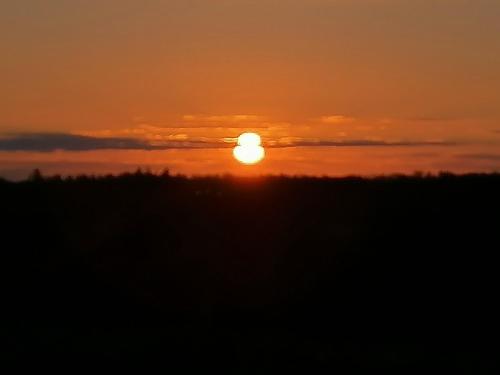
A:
[1,0,499,179]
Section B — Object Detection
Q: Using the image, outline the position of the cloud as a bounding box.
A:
[0,133,231,152]
[130,116,271,129]
[457,153,500,161]
[268,137,455,148]
[406,116,453,122]
[0,133,457,152]
[319,115,355,124]
[181,114,267,127]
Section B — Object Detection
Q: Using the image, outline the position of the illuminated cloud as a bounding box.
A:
[182,114,266,125]
[319,115,356,124]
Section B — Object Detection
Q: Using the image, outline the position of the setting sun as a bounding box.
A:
[233,132,265,165]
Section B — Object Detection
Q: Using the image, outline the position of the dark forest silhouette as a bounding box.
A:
[2,170,499,371]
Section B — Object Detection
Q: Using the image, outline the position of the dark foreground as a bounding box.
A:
[1,172,499,371]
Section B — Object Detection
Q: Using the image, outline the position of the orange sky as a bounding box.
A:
[1,0,499,179]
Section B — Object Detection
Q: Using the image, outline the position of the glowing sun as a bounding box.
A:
[233,132,265,165]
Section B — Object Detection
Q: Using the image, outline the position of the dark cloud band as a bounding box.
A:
[271,140,455,148]
[0,133,455,152]
[0,133,231,152]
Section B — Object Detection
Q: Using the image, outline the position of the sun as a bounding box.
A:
[233,132,265,165]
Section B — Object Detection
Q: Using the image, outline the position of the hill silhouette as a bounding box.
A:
[2,171,499,371]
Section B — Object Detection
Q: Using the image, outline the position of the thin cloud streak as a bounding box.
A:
[268,139,456,148]
[319,115,356,124]
[457,153,500,161]
[182,114,265,122]
[179,114,269,127]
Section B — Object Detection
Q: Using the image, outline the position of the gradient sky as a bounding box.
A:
[1,0,499,179]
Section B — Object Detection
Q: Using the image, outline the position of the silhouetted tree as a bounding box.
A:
[28,168,43,182]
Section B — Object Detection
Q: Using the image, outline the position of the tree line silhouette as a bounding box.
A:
[2,170,499,371]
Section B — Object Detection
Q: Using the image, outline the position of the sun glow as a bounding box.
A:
[233,132,265,165]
